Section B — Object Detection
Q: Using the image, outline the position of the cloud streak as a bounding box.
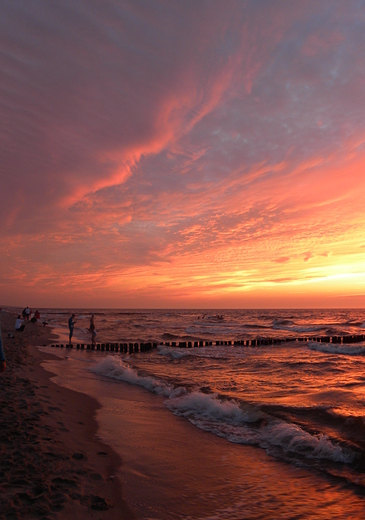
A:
[1,0,365,307]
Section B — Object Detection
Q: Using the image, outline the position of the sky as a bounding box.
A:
[1,0,365,309]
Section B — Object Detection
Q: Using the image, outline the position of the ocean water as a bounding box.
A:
[39,308,365,518]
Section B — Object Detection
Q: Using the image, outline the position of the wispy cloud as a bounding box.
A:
[1,0,365,307]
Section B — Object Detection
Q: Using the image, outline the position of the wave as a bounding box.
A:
[262,403,365,451]
[190,323,270,330]
[157,345,188,360]
[185,322,275,338]
[166,392,354,465]
[185,325,226,335]
[90,357,354,466]
[90,357,176,397]
[273,319,296,326]
[263,421,353,463]
[291,325,325,333]
[242,323,271,329]
[273,322,324,333]
[344,320,365,327]
[307,341,365,356]
[157,345,239,361]
[162,332,180,340]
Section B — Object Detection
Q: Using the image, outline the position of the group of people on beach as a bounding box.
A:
[0,308,40,373]
[68,313,97,346]
[21,307,31,321]
[16,309,41,332]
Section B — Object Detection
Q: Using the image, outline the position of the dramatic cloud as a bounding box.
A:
[1,0,365,308]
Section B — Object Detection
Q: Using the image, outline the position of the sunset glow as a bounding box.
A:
[1,0,365,308]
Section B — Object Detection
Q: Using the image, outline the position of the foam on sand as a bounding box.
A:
[91,355,355,465]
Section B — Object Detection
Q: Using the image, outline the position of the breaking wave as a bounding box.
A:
[307,341,365,356]
[90,356,355,466]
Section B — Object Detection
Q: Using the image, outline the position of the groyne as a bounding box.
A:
[47,334,365,353]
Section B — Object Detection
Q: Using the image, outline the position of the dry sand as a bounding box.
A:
[4,310,365,519]
[0,310,135,520]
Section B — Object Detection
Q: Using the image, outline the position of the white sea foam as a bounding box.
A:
[308,341,365,356]
[265,421,353,463]
[167,391,354,464]
[157,345,188,359]
[166,391,261,423]
[90,356,173,397]
[273,322,324,333]
[157,344,234,360]
[90,356,355,465]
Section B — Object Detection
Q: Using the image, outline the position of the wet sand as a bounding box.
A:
[2,309,365,519]
[43,344,365,520]
[0,310,135,519]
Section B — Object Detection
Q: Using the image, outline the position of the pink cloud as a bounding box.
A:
[274,257,291,264]
[1,0,365,307]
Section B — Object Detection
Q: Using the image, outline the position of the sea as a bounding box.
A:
[37,308,365,519]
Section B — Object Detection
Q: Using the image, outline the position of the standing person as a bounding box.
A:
[68,314,76,345]
[89,314,96,346]
[25,307,31,321]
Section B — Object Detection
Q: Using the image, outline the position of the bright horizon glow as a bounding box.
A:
[1,1,365,309]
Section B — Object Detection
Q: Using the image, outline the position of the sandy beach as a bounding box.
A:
[0,310,135,520]
[3,309,365,519]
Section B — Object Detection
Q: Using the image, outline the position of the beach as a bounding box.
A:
[0,310,135,519]
[2,308,365,519]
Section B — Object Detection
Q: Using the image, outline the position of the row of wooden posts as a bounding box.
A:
[49,334,365,353]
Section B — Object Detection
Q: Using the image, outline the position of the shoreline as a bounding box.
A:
[0,310,135,519]
[3,309,365,518]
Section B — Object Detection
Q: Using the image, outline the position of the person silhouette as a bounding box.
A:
[68,314,76,345]
[89,314,97,345]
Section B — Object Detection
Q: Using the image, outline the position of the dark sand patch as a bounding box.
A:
[0,310,135,519]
